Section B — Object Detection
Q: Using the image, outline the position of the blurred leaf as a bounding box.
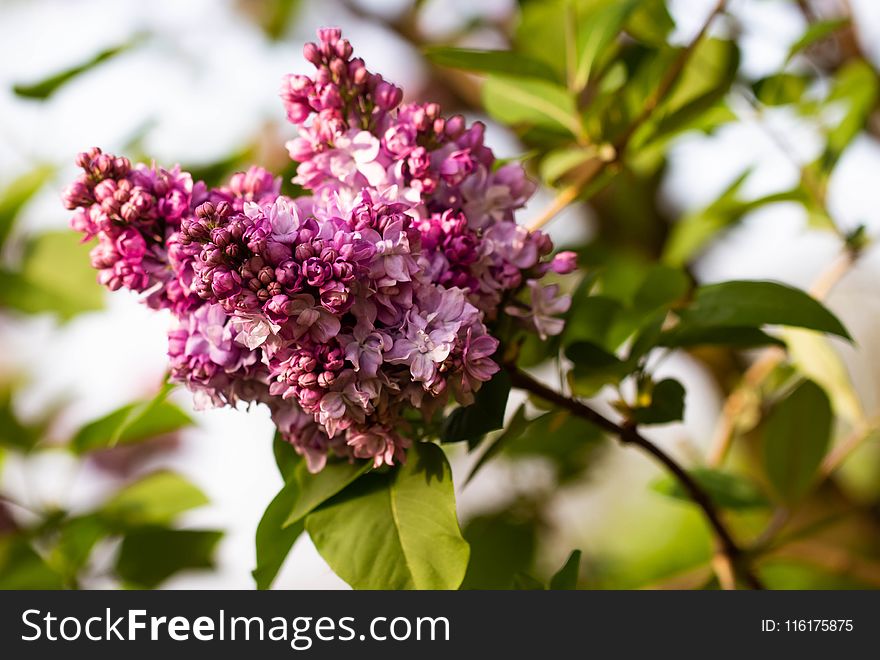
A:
[0,230,104,319]
[658,325,785,349]
[284,459,369,527]
[0,536,63,589]
[100,471,208,527]
[563,295,625,349]
[248,0,302,41]
[539,146,596,186]
[678,280,850,340]
[652,468,769,509]
[567,341,634,395]
[115,528,222,588]
[0,165,55,250]
[783,328,863,425]
[461,510,538,590]
[504,408,603,480]
[628,378,685,425]
[306,442,469,590]
[763,380,832,503]
[753,73,810,106]
[0,384,40,451]
[424,47,558,81]
[571,1,639,90]
[482,75,580,136]
[465,404,531,485]
[787,18,850,61]
[13,35,146,100]
[819,60,878,173]
[72,385,193,453]
[549,549,582,589]
[632,264,688,311]
[442,370,511,446]
[253,479,304,590]
[625,0,675,46]
[49,514,106,584]
[663,170,805,266]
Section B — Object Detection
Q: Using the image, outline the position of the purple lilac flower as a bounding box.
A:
[63,28,577,473]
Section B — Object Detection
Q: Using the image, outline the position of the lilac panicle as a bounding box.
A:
[63,28,577,473]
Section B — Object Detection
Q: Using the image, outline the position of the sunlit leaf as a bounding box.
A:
[482,75,581,136]
[306,442,469,590]
[0,537,64,589]
[0,165,55,250]
[787,18,850,61]
[284,459,370,527]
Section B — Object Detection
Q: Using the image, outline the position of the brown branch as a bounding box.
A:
[506,366,765,590]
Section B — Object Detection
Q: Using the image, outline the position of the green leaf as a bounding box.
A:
[0,165,55,250]
[628,378,685,425]
[442,370,511,446]
[652,468,769,510]
[658,325,785,349]
[679,280,850,340]
[115,528,222,588]
[100,471,208,527]
[71,385,193,453]
[763,380,833,503]
[13,35,146,99]
[549,549,582,590]
[0,537,64,589]
[424,47,558,82]
[482,75,581,136]
[284,459,370,527]
[253,479,305,590]
[783,328,863,425]
[0,230,104,319]
[306,442,469,590]
[787,18,850,62]
[0,384,41,451]
[819,60,878,173]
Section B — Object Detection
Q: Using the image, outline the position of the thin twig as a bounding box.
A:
[507,366,765,589]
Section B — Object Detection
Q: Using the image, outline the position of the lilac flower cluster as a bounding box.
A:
[64,29,576,472]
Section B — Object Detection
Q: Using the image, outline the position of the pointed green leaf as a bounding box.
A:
[0,165,55,250]
[679,281,850,339]
[306,442,469,590]
[115,528,222,588]
[442,370,511,446]
[549,549,582,590]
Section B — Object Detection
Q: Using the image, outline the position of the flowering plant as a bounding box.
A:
[63,28,575,475]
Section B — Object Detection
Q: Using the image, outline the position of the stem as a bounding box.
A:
[507,366,765,590]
